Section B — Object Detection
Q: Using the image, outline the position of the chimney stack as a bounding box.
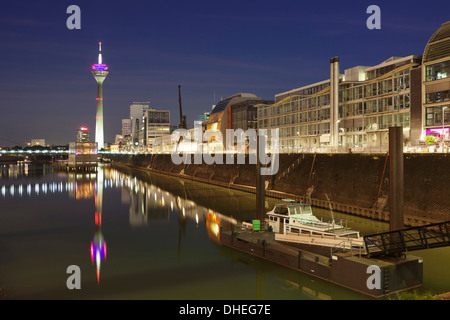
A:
[330,57,340,149]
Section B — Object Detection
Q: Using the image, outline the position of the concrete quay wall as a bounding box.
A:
[109,153,450,226]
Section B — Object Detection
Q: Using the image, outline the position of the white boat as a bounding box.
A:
[266,200,365,252]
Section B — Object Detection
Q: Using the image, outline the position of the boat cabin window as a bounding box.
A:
[274,206,288,215]
[302,206,312,214]
[289,205,313,215]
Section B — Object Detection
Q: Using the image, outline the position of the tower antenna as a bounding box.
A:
[98,42,103,64]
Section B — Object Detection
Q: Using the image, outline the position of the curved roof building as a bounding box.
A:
[423,21,450,63]
[210,93,259,116]
[422,21,450,142]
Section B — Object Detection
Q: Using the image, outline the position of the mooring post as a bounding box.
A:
[389,126,404,232]
[389,127,404,255]
[256,131,265,223]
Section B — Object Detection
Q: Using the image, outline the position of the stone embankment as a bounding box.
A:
[109,153,450,227]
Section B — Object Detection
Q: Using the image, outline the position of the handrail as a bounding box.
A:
[330,240,348,255]
[364,220,450,257]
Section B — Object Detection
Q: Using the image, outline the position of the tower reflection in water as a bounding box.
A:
[1,164,237,282]
[114,169,238,245]
[1,164,345,299]
[69,165,232,284]
[92,166,106,284]
[68,165,107,284]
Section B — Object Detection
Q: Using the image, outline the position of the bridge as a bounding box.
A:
[0,150,146,158]
[0,150,139,155]
[364,220,450,257]
[0,149,138,160]
[0,149,69,155]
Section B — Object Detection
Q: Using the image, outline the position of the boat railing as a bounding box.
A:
[330,240,348,255]
[289,227,340,239]
[294,215,345,229]
[316,215,345,226]
[330,239,365,257]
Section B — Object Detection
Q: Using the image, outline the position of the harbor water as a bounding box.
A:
[0,163,449,300]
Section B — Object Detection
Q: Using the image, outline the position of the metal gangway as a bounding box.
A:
[364,220,450,257]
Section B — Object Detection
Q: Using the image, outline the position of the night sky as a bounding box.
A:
[0,0,449,146]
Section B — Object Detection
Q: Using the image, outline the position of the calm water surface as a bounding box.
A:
[0,164,449,300]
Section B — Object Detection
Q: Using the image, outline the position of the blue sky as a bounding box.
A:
[0,0,449,146]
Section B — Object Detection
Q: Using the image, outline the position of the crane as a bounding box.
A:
[178,85,186,129]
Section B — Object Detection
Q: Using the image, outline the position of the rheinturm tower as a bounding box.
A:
[91,42,109,151]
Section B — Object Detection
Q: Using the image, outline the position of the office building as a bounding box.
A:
[139,109,171,150]
[257,55,420,151]
[77,127,90,143]
[122,119,132,137]
[257,21,450,152]
[129,102,151,147]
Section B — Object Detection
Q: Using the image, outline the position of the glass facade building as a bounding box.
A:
[422,21,450,143]
[257,55,420,151]
[144,109,171,149]
[257,22,450,152]
[129,102,151,147]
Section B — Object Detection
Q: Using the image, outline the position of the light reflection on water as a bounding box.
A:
[0,163,448,299]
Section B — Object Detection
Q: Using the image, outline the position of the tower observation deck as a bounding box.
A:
[92,42,109,150]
